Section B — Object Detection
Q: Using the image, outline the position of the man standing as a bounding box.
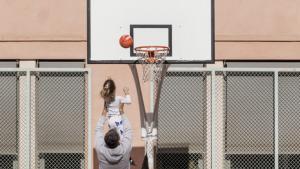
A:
[95,108,132,169]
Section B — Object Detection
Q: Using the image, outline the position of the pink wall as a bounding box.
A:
[0,0,86,40]
[215,0,300,60]
[0,0,86,59]
[216,42,300,60]
[0,0,300,60]
[0,42,86,59]
[216,0,300,41]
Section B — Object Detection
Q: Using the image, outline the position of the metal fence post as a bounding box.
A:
[211,71,217,169]
[88,69,92,169]
[274,71,279,169]
[25,71,31,169]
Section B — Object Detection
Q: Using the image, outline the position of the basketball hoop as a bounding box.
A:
[135,46,169,82]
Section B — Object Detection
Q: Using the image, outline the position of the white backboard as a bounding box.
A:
[88,0,215,63]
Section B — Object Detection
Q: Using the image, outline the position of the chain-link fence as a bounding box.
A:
[156,71,210,169]
[0,69,90,169]
[0,72,22,169]
[279,72,300,168]
[33,72,88,169]
[155,69,300,169]
[219,71,275,169]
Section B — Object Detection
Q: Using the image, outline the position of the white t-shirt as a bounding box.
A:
[106,95,131,116]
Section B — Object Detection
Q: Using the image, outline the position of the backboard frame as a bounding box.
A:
[87,0,215,64]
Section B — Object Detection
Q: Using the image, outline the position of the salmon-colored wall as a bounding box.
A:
[0,0,300,60]
[215,0,300,60]
[0,42,86,59]
[0,0,86,40]
[216,0,300,41]
[0,0,86,59]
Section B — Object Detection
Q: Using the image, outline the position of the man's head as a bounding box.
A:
[104,128,120,149]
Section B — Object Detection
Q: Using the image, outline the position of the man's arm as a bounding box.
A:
[121,116,133,151]
[95,107,108,150]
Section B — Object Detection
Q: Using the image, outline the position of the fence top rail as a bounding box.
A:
[0,68,91,72]
[167,67,300,72]
[1,67,300,72]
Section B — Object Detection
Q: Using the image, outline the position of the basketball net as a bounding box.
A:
[135,46,169,82]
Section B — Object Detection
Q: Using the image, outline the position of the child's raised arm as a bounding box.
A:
[121,87,131,104]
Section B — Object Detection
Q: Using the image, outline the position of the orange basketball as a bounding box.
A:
[119,35,133,48]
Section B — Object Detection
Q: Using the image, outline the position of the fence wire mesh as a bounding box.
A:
[154,70,300,169]
[33,72,88,169]
[0,72,21,169]
[218,71,275,169]
[279,72,300,168]
[0,70,89,169]
[156,71,210,169]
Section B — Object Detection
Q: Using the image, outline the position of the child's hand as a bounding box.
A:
[123,87,129,95]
